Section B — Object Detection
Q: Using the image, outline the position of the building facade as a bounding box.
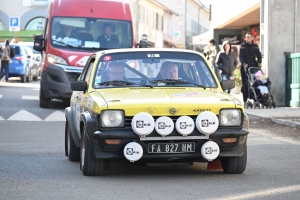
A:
[0,0,49,41]
[155,0,210,49]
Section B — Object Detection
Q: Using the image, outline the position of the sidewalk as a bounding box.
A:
[231,93,300,128]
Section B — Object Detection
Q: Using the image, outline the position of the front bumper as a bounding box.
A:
[89,127,249,162]
[41,63,82,100]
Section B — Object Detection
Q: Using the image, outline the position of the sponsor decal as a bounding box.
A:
[201,119,216,127]
[136,120,151,128]
[205,147,218,154]
[126,148,140,155]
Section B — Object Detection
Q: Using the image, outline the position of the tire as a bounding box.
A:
[26,69,33,82]
[20,74,26,83]
[63,98,71,107]
[39,88,51,108]
[221,144,247,174]
[65,123,80,161]
[80,127,104,176]
[33,69,39,81]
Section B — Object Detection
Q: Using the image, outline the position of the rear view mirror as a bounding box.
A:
[142,59,160,64]
[33,34,45,52]
[220,80,235,90]
[71,80,87,91]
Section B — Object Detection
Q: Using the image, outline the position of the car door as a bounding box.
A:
[73,55,96,135]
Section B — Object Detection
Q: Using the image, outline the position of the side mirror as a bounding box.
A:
[220,80,235,90]
[33,34,45,52]
[71,80,87,91]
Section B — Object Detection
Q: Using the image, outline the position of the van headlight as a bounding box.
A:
[219,109,241,126]
[47,53,68,65]
[100,110,124,127]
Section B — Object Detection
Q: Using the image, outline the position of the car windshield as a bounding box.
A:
[92,51,218,89]
[50,17,132,51]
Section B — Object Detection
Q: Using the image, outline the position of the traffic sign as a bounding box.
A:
[9,16,20,32]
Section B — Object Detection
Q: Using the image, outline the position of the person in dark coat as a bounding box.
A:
[239,32,262,104]
[0,39,15,83]
[215,40,238,93]
[96,23,119,48]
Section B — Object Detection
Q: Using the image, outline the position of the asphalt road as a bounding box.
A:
[1,80,300,200]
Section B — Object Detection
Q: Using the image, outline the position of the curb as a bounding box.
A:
[271,118,300,128]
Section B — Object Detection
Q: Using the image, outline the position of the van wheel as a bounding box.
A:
[221,144,247,174]
[80,126,104,176]
[40,89,51,108]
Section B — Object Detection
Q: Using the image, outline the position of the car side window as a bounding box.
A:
[80,56,95,86]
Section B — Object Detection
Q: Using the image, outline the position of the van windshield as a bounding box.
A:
[50,17,132,50]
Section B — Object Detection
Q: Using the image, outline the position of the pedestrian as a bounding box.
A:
[239,32,262,105]
[204,39,221,81]
[0,39,15,83]
[215,40,238,93]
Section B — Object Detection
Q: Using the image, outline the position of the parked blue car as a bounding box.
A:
[1,43,39,82]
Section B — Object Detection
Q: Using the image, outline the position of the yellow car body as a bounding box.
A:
[65,48,249,176]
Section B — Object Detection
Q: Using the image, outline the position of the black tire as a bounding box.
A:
[39,88,51,108]
[20,74,26,83]
[221,144,247,174]
[33,69,39,81]
[272,102,276,108]
[80,127,104,176]
[63,98,71,107]
[65,123,80,161]
[26,69,33,82]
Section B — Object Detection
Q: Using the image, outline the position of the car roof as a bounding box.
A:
[95,48,205,58]
[17,42,34,46]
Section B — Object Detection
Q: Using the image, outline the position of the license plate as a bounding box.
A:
[148,142,195,153]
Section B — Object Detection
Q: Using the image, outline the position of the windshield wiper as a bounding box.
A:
[150,79,206,89]
[98,80,135,86]
[51,39,80,48]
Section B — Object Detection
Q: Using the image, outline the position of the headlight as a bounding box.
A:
[220,109,241,126]
[101,110,124,127]
[47,53,68,65]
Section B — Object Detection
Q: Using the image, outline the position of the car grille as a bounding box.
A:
[66,72,81,82]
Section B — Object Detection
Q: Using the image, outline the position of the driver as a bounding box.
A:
[159,62,179,80]
[107,61,125,81]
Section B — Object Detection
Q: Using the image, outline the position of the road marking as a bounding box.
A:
[7,110,42,121]
[210,185,300,200]
[0,94,2,98]
[44,111,65,121]
[21,95,39,100]
[0,116,4,121]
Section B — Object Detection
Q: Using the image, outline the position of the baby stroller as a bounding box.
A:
[244,67,276,109]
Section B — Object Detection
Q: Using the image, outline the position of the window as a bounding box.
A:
[50,17,133,50]
[0,20,5,30]
[93,51,217,88]
[26,17,45,30]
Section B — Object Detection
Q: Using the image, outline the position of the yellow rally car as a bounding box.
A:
[65,48,249,176]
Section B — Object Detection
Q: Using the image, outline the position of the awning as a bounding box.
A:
[164,39,177,48]
[217,3,260,29]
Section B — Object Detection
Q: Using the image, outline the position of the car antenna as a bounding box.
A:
[90,0,93,12]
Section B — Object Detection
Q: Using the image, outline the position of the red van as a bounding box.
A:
[33,0,135,108]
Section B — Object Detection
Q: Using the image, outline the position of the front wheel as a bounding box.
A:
[221,144,247,174]
[39,88,51,108]
[65,122,80,161]
[80,127,104,176]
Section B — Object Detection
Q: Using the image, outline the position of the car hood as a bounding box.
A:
[92,87,240,116]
